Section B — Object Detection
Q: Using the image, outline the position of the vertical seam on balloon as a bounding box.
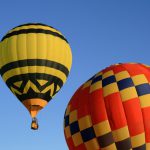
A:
[2,39,7,84]
[55,36,62,89]
[62,38,66,82]
[26,28,31,101]
[33,26,38,95]
[16,33,23,98]
[120,64,146,148]
[87,78,100,149]
[101,69,117,149]
[0,42,1,71]
[35,30,37,95]
[1,40,5,77]
[90,74,107,148]
[49,34,55,98]
[135,63,149,146]
[61,38,67,87]
[77,86,88,148]
[112,65,132,149]
[43,32,48,99]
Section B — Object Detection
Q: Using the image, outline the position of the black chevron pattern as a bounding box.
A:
[7,73,63,102]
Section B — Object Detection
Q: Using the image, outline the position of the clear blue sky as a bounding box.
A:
[0,0,150,149]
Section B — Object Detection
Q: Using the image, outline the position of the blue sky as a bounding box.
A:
[0,0,150,149]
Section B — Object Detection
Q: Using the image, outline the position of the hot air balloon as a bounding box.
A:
[0,23,72,130]
[64,63,150,150]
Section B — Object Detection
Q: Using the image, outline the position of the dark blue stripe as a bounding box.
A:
[117,78,134,90]
[132,144,146,150]
[102,76,116,87]
[81,127,96,142]
[70,121,80,135]
[92,75,102,84]
[64,115,69,127]
[97,132,114,148]
[116,138,132,150]
[136,84,150,96]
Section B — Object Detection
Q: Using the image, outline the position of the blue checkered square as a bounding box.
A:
[117,78,134,90]
[70,121,80,135]
[136,83,150,96]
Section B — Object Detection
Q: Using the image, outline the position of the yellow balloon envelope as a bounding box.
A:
[0,23,72,130]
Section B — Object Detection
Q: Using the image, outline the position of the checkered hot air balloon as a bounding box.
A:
[0,23,72,130]
[64,63,150,150]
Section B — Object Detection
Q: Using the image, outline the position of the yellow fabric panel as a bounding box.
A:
[102,143,117,150]
[103,70,114,79]
[64,126,71,138]
[103,83,119,97]
[37,80,48,86]
[0,42,2,68]
[131,132,145,148]
[120,87,138,101]
[0,38,15,69]
[72,132,83,147]
[139,94,150,108]
[2,66,67,83]
[82,80,92,89]
[7,24,63,36]
[90,81,102,93]
[26,33,37,59]
[17,34,29,58]
[112,126,130,142]
[132,74,148,86]
[85,138,100,150]
[146,143,150,149]
[0,33,72,70]
[13,81,23,88]
[36,33,47,58]
[115,71,130,82]
[93,120,111,136]
[69,110,77,124]
[56,85,60,92]
[0,40,5,68]
[41,83,55,96]
[46,33,72,70]
[11,87,22,95]
[65,43,72,71]
[23,81,40,94]
[78,115,92,131]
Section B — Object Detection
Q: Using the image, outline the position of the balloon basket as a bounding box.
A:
[31,117,39,130]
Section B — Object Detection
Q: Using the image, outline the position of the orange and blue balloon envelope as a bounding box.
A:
[64,63,150,149]
[0,23,72,130]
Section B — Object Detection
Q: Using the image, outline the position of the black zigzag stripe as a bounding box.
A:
[16,88,55,102]
[11,76,60,93]
[8,73,63,102]
[6,73,63,88]
[0,59,69,77]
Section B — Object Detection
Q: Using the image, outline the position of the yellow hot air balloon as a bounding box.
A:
[0,23,72,130]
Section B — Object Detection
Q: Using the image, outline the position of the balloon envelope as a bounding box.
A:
[64,63,150,149]
[0,23,72,129]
